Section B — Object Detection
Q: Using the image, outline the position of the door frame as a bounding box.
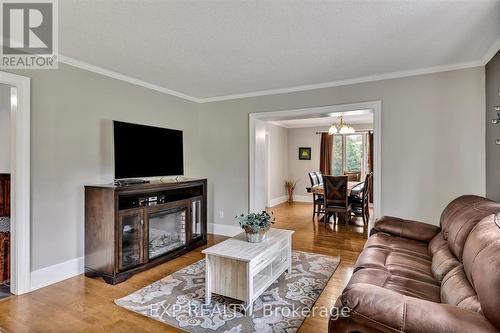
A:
[0,71,31,295]
[249,101,382,219]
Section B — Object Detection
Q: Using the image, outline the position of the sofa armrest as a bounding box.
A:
[331,283,497,333]
[371,216,440,242]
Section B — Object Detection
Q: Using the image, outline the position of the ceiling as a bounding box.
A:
[60,0,500,101]
[269,110,373,128]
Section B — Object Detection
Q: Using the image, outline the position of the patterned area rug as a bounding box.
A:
[115,251,340,333]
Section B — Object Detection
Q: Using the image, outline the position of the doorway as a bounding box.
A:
[249,101,381,223]
[0,71,31,295]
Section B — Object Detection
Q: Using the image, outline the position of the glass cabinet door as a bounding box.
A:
[118,210,143,271]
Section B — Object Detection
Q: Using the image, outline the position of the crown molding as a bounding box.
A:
[58,52,492,104]
[58,55,203,103]
[199,60,483,103]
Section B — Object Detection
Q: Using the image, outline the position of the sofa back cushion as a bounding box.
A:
[439,195,500,260]
[462,214,500,330]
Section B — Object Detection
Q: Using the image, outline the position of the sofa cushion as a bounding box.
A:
[440,265,481,313]
[364,232,430,259]
[347,268,441,302]
[372,216,440,242]
[354,247,437,285]
[428,232,447,255]
[440,195,490,236]
[333,283,498,333]
[439,195,500,260]
[431,245,461,283]
[462,214,500,330]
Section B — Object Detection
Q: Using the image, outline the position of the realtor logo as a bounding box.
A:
[0,0,58,68]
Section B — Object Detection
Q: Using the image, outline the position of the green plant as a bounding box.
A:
[235,211,275,233]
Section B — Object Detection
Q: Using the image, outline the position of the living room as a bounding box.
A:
[0,1,499,332]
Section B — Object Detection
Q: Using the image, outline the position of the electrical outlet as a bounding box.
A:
[496,138,500,146]
[219,211,224,219]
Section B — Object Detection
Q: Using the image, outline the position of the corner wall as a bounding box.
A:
[486,51,500,201]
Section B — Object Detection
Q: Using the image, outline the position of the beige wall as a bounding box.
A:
[9,64,201,271]
[200,67,486,227]
[287,127,323,198]
[0,84,10,173]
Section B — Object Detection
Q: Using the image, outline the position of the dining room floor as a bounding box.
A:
[0,202,368,333]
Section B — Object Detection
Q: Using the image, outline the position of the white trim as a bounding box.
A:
[0,71,30,295]
[57,53,492,104]
[30,256,84,292]
[292,195,313,203]
[268,195,288,207]
[249,101,382,220]
[58,55,203,103]
[207,223,242,237]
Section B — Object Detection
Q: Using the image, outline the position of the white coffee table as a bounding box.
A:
[202,228,294,315]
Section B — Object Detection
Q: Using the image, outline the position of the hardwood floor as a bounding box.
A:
[0,202,367,333]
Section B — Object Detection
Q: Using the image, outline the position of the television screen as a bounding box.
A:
[113,121,184,179]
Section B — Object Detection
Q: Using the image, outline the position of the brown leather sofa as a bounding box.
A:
[329,195,500,333]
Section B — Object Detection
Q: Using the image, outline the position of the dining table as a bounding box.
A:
[307,181,361,196]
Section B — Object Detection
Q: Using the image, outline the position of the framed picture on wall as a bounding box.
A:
[299,147,311,160]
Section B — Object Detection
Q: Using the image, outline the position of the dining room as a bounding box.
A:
[251,105,376,232]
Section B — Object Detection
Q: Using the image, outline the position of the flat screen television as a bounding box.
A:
[113,121,184,179]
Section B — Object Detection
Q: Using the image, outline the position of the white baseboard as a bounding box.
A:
[30,256,84,292]
[268,195,288,207]
[293,195,313,203]
[208,223,242,237]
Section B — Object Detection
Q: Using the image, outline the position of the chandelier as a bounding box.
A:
[328,116,355,135]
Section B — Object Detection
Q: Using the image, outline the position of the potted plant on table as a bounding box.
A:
[235,211,275,243]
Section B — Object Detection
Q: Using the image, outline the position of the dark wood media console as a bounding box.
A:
[84,178,207,284]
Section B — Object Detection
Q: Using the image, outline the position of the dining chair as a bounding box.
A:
[323,175,351,224]
[349,173,373,225]
[308,172,324,220]
[344,171,361,182]
[314,171,323,185]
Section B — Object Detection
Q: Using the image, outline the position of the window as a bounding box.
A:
[345,134,363,172]
[331,133,367,176]
[332,135,343,176]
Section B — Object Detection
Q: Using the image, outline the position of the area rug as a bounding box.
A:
[115,251,340,333]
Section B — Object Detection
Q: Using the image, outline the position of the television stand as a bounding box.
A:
[84,178,207,284]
